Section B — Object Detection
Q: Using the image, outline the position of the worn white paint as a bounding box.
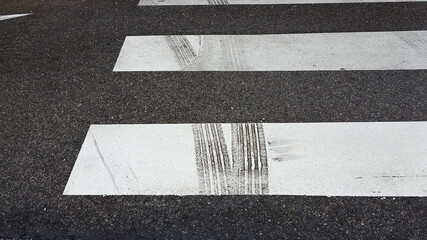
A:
[0,13,32,21]
[138,0,427,5]
[64,122,427,196]
[113,31,427,71]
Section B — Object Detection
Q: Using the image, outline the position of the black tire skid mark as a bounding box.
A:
[165,35,198,68]
[257,123,269,194]
[208,0,230,5]
[233,123,269,194]
[211,124,228,194]
[192,124,207,194]
[193,123,269,195]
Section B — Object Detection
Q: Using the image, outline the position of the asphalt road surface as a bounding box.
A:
[1,0,426,239]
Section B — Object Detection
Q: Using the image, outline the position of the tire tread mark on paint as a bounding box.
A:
[166,36,187,67]
[91,133,119,193]
[192,125,207,194]
[230,36,243,70]
[222,37,236,70]
[230,123,239,194]
[211,124,227,194]
[199,124,211,193]
[165,35,197,68]
[205,124,219,194]
[173,35,193,65]
[233,123,245,194]
[180,35,198,56]
[177,35,197,63]
[230,36,247,71]
[235,36,248,70]
[192,123,268,195]
[257,123,269,194]
[251,123,261,194]
[215,123,232,193]
[238,124,246,194]
[179,35,202,70]
[222,36,247,71]
[208,0,230,5]
[245,123,253,194]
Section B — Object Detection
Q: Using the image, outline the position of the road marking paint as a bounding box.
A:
[64,122,427,196]
[139,0,427,5]
[0,13,32,21]
[113,31,427,71]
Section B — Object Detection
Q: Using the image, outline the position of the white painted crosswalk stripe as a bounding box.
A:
[139,0,427,6]
[64,1,427,198]
[0,13,32,21]
[64,122,427,196]
[113,31,427,71]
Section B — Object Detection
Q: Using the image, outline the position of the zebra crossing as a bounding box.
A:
[64,1,427,196]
